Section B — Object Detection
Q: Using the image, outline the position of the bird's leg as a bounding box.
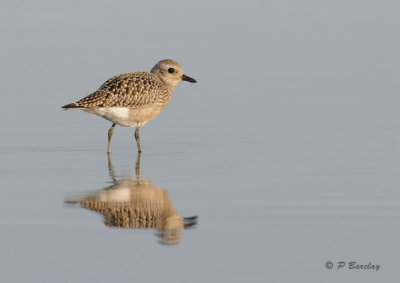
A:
[134,127,142,153]
[107,123,116,153]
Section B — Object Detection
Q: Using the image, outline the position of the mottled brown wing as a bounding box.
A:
[97,72,168,107]
[69,72,168,109]
[70,90,110,108]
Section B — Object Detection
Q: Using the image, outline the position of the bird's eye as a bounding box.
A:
[168,68,175,73]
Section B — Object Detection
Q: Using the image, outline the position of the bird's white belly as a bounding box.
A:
[83,107,148,127]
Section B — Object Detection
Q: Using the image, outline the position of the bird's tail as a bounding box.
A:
[61,103,82,110]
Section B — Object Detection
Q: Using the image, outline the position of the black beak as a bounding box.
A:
[182,74,197,83]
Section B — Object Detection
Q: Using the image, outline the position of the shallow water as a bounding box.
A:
[1,1,400,282]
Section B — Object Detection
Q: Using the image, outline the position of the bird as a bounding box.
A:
[62,59,197,152]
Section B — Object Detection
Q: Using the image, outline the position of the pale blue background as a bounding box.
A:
[1,0,399,282]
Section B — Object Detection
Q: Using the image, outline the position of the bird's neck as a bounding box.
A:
[157,76,178,95]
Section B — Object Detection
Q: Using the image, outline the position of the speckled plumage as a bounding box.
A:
[62,59,197,152]
[71,72,170,109]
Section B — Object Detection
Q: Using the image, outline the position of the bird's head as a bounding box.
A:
[151,59,197,88]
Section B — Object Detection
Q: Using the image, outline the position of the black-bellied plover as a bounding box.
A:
[62,59,196,152]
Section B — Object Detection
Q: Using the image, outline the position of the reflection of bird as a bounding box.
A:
[62,59,196,153]
[65,153,197,245]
